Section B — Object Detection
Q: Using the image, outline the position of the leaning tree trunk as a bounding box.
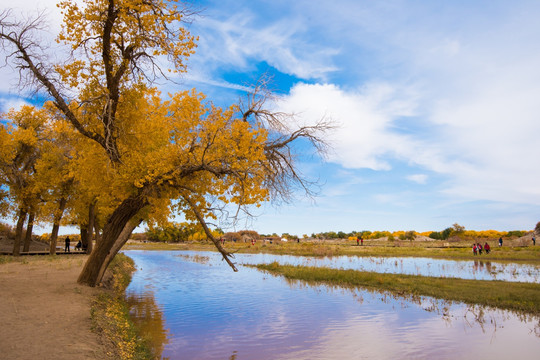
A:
[77,195,147,287]
[49,197,67,255]
[94,224,102,246]
[95,217,143,286]
[22,212,35,252]
[12,208,27,256]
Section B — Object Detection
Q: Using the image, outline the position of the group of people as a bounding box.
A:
[472,242,490,255]
[64,236,86,253]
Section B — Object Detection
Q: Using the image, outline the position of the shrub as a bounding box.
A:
[0,222,14,238]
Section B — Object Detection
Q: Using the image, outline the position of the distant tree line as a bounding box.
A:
[2,220,533,244]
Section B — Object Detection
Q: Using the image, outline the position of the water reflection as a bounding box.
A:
[125,290,169,358]
[239,253,540,283]
[124,250,540,360]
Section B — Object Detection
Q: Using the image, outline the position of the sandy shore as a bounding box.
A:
[0,256,112,359]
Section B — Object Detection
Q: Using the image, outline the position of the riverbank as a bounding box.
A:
[0,254,151,360]
[254,262,540,316]
[124,240,540,264]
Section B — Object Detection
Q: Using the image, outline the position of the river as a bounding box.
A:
[124,250,540,359]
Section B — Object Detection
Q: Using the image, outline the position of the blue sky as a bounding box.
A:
[2,0,540,236]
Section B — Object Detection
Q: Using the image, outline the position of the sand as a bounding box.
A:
[0,255,112,360]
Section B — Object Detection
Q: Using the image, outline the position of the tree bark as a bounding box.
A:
[77,195,147,287]
[94,224,102,246]
[95,217,143,286]
[49,197,67,255]
[22,212,35,252]
[86,200,96,254]
[80,225,88,251]
[12,208,27,256]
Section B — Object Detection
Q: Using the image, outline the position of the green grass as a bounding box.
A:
[253,262,540,316]
[0,255,16,264]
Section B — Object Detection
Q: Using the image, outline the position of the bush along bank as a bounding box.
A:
[91,253,156,360]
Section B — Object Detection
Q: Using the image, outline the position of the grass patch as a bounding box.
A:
[91,253,157,360]
[253,262,540,316]
[0,255,16,264]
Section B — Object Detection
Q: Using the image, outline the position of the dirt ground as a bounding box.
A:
[0,255,112,360]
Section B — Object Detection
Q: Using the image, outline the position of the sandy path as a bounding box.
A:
[0,256,110,360]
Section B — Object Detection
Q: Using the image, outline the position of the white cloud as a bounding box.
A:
[0,98,31,113]
[191,10,339,81]
[407,174,428,184]
[277,82,427,171]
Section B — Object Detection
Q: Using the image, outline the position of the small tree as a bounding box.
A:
[452,223,465,233]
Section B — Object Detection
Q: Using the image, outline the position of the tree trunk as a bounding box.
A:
[94,224,102,246]
[49,197,67,255]
[80,225,88,251]
[77,195,147,287]
[22,212,35,252]
[12,208,27,256]
[86,200,96,254]
[95,217,143,286]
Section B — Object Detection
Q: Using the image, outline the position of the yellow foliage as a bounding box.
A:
[56,0,197,89]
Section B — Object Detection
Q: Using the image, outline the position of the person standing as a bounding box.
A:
[64,236,71,253]
[533,235,536,246]
[498,237,503,247]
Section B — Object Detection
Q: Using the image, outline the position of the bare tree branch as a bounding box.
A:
[239,77,336,203]
[182,192,238,271]
[0,9,119,162]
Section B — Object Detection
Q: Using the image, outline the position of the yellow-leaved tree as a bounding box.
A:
[0,105,48,255]
[0,0,332,286]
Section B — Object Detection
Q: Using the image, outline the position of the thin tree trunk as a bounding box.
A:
[86,200,96,254]
[49,197,67,255]
[77,195,147,287]
[22,212,35,252]
[13,208,27,256]
[80,225,88,251]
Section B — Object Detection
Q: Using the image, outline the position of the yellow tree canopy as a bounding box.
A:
[0,105,48,215]
[0,0,332,285]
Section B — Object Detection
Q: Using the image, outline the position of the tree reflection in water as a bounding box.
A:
[125,291,169,358]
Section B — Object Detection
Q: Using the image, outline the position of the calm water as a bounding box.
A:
[124,250,540,359]
[237,253,540,283]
